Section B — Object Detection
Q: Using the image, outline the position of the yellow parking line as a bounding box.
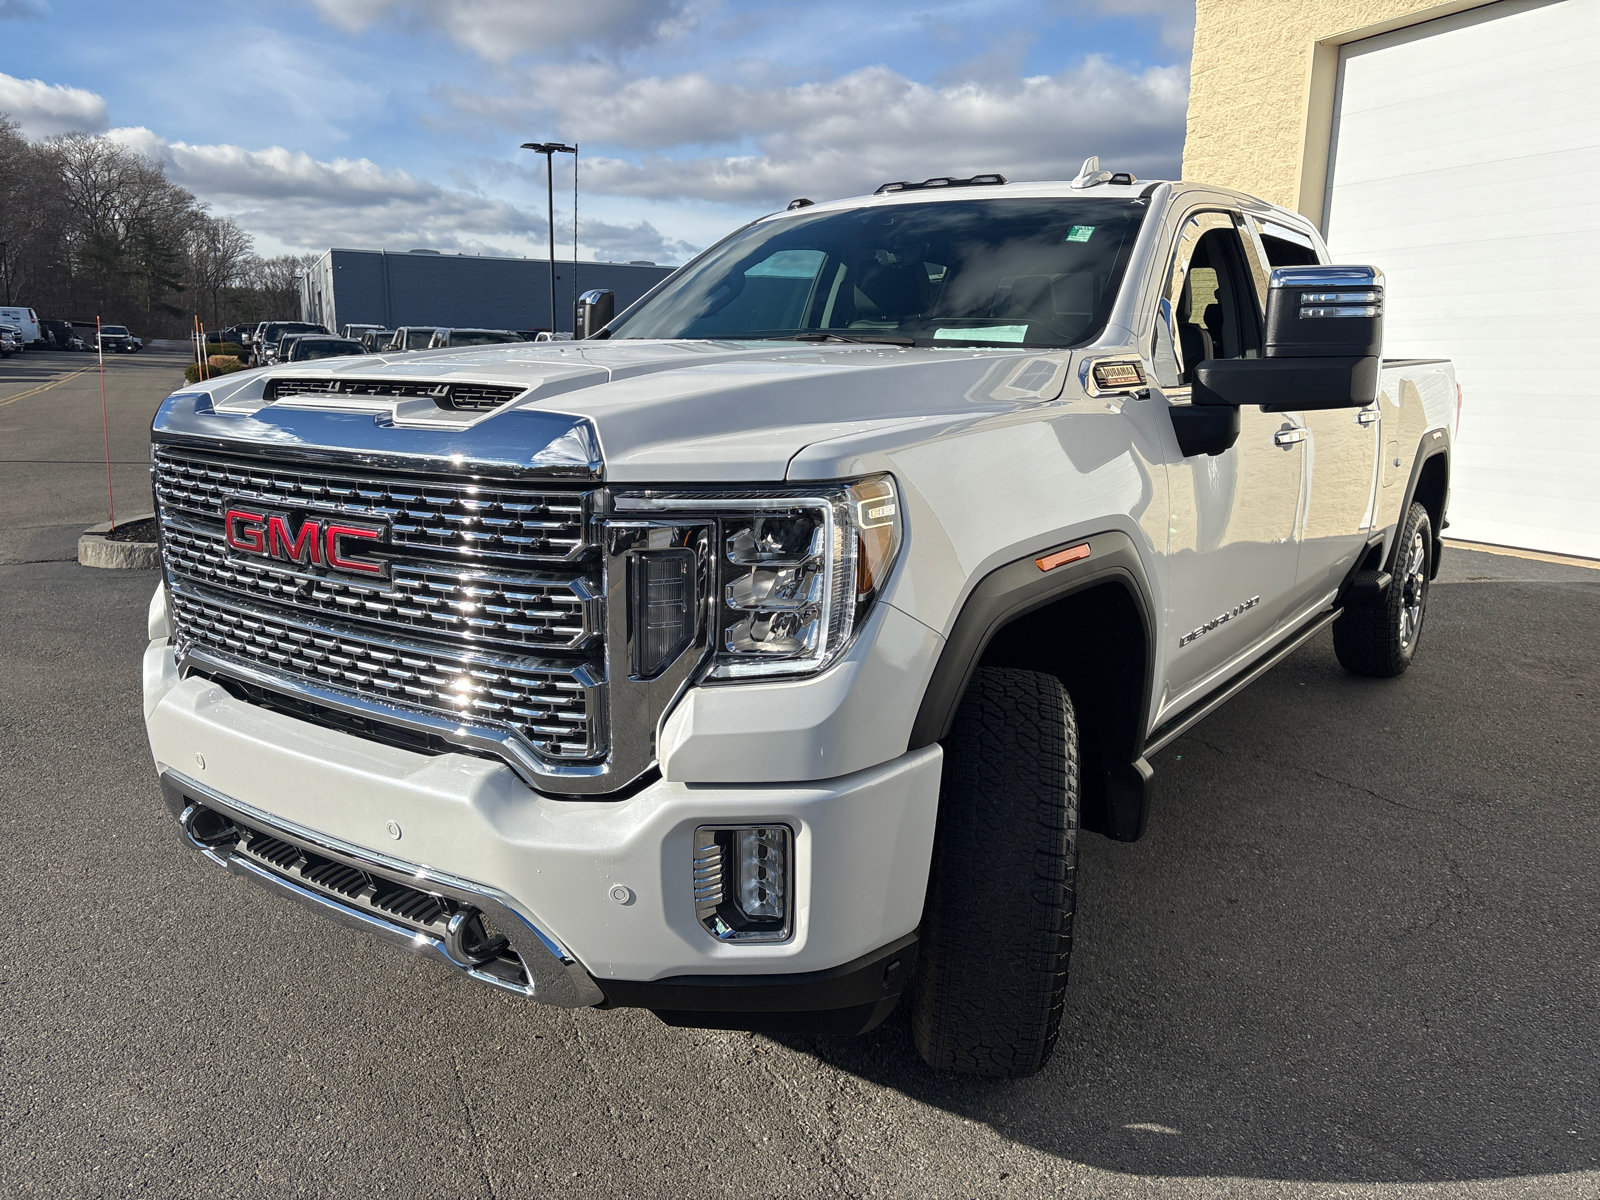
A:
[0,364,100,407]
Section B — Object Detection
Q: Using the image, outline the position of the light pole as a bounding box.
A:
[520,141,577,334]
[0,241,10,306]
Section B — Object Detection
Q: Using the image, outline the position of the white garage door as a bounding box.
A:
[1324,0,1600,559]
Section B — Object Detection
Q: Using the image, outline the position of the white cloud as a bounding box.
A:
[105,126,689,262]
[445,56,1189,207]
[307,0,695,59]
[0,71,109,137]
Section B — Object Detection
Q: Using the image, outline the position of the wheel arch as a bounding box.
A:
[908,529,1158,842]
[1394,439,1450,580]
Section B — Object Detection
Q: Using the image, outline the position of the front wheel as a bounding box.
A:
[1334,500,1433,678]
[910,667,1080,1079]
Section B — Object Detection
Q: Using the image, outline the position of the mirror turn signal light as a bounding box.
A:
[1036,543,1090,573]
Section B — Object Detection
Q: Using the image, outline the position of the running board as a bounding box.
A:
[1143,608,1341,757]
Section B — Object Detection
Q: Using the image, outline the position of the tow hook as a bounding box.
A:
[443,909,510,967]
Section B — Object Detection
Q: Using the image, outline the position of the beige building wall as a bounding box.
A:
[1183,0,1500,224]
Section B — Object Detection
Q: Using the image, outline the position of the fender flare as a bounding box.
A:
[1389,430,1451,578]
[907,530,1159,841]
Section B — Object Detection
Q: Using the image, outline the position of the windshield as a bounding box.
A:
[101,326,128,335]
[449,330,521,346]
[295,340,364,360]
[266,323,325,340]
[609,197,1146,348]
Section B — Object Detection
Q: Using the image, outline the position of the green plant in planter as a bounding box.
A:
[184,361,251,384]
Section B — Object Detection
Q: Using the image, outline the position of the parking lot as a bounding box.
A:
[1,350,1596,1199]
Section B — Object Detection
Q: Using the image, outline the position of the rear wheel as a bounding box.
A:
[911,667,1079,1078]
[1334,501,1433,678]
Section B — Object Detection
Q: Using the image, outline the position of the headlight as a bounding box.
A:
[613,474,902,680]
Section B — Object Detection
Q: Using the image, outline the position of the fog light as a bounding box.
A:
[692,824,793,942]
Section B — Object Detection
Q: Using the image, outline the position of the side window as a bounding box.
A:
[1254,218,1323,267]
[1154,212,1264,387]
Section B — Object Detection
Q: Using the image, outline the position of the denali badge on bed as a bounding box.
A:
[222,502,390,580]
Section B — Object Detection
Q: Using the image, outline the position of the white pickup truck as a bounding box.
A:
[142,163,1456,1078]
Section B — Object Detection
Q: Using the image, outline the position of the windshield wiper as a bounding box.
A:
[755,332,917,347]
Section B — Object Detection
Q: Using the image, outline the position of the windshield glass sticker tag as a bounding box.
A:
[933,325,1028,343]
[1066,226,1095,242]
[1179,595,1261,647]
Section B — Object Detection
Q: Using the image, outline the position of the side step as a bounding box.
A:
[1144,608,1340,758]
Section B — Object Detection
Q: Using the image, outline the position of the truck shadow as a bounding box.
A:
[775,582,1600,1185]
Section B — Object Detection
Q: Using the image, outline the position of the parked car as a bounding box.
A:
[360,329,395,352]
[427,327,524,349]
[0,306,42,348]
[528,330,573,342]
[385,326,441,352]
[97,325,142,353]
[285,336,367,362]
[258,322,330,365]
[340,323,385,342]
[38,320,81,350]
[143,164,1457,1079]
[0,324,19,357]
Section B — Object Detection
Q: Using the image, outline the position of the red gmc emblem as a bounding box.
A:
[223,502,390,580]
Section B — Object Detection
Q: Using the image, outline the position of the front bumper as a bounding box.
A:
[145,637,942,1012]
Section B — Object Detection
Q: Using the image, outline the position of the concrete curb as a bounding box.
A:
[79,512,160,570]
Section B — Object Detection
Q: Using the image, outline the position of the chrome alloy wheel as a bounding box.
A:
[1398,528,1428,650]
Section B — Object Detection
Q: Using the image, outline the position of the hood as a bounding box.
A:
[170,339,1077,482]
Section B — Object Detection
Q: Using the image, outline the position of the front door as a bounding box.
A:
[1154,212,1306,718]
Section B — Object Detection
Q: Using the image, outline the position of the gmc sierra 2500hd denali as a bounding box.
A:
[142,161,1456,1078]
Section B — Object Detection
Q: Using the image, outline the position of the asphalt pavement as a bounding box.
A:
[0,345,189,564]
[1,350,1596,1198]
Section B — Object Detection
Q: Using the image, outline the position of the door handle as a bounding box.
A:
[1356,410,1380,426]
[1273,428,1307,448]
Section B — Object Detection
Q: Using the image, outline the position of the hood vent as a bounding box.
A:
[264,377,526,412]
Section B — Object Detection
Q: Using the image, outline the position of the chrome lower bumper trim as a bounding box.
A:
[159,770,606,1008]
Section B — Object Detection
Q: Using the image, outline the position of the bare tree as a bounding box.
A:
[0,114,307,336]
[187,215,254,328]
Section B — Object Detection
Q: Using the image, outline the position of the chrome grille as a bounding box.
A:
[264,378,525,411]
[161,520,598,651]
[154,445,589,562]
[170,586,599,759]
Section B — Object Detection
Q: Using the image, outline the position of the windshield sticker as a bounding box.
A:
[1066,226,1095,243]
[934,325,1028,343]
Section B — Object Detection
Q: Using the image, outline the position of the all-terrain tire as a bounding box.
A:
[910,667,1079,1079]
[1333,500,1433,678]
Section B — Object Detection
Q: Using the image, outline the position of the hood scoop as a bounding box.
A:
[264,377,528,413]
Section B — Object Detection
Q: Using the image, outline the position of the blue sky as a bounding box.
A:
[0,0,1193,263]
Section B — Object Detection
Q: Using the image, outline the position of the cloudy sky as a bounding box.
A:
[0,0,1193,264]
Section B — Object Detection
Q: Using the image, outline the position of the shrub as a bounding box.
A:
[184,360,252,384]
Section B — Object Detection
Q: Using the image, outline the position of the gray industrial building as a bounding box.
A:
[297,249,676,336]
